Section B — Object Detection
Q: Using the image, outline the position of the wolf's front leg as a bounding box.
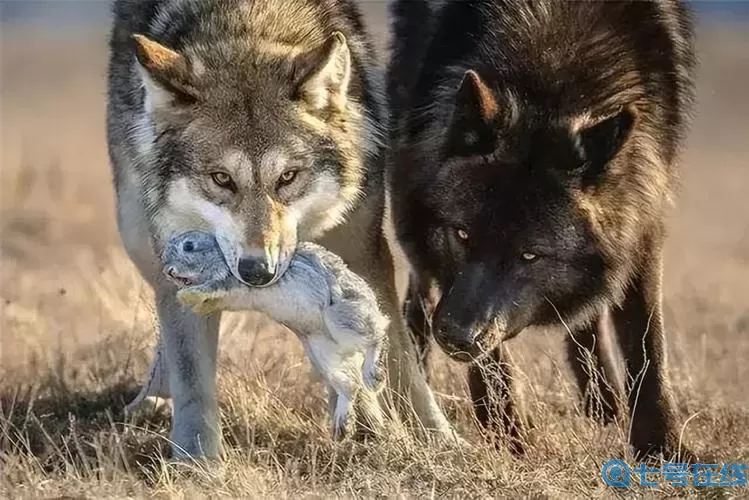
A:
[155,281,222,459]
[612,251,688,461]
[375,266,456,443]
[320,220,459,444]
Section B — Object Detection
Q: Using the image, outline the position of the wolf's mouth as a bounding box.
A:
[435,321,510,363]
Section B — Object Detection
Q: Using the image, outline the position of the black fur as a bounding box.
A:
[388,0,696,460]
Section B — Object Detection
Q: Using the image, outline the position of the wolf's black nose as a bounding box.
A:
[237,256,276,286]
[432,315,484,362]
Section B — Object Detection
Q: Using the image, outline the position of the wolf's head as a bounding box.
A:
[133,30,374,286]
[402,70,651,361]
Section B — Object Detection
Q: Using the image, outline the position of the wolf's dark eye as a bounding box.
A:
[277,169,298,189]
[211,172,235,190]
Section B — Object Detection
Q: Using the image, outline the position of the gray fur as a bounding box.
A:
[159,230,388,439]
[108,0,458,459]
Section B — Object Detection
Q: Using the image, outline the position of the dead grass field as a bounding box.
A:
[1,14,748,499]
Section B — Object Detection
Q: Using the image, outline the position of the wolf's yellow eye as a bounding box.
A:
[278,169,298,187]
[522,252,537,261]
[456,228,469,241]
[211,172,234,189]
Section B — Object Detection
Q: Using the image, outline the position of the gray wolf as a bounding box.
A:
[107,0,455,459]
[387,0,696,459]
[158,230,388,440]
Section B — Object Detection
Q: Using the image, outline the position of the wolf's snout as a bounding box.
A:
[237,255,277,286]
[432,314,482,362]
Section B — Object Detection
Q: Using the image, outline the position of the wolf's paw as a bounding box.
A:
[177,286,229,315]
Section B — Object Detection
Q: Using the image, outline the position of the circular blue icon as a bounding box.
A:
[602,459,631,488]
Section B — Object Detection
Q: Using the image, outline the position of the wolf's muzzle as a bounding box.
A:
[237,255,277,286]
[432,315,485,362]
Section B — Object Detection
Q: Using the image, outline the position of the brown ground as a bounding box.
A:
[1,13,748,499]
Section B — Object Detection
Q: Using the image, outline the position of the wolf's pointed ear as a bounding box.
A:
[294,31,351,112]
[133,34,200,110]
[575,106,636,183]
[444,70,500,157]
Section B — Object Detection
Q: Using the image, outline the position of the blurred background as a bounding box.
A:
[0,1,747,494]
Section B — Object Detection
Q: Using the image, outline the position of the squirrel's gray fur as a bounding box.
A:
[158,230,388,439]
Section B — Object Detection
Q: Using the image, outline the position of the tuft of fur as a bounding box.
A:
[388,0,697,460]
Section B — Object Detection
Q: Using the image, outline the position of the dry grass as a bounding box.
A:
[1,17,748,499]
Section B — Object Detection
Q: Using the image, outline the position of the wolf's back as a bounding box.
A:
[389,0,696,164]
[387,0,442,128]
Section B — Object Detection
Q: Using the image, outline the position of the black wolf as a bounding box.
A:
[387,0,696,459]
